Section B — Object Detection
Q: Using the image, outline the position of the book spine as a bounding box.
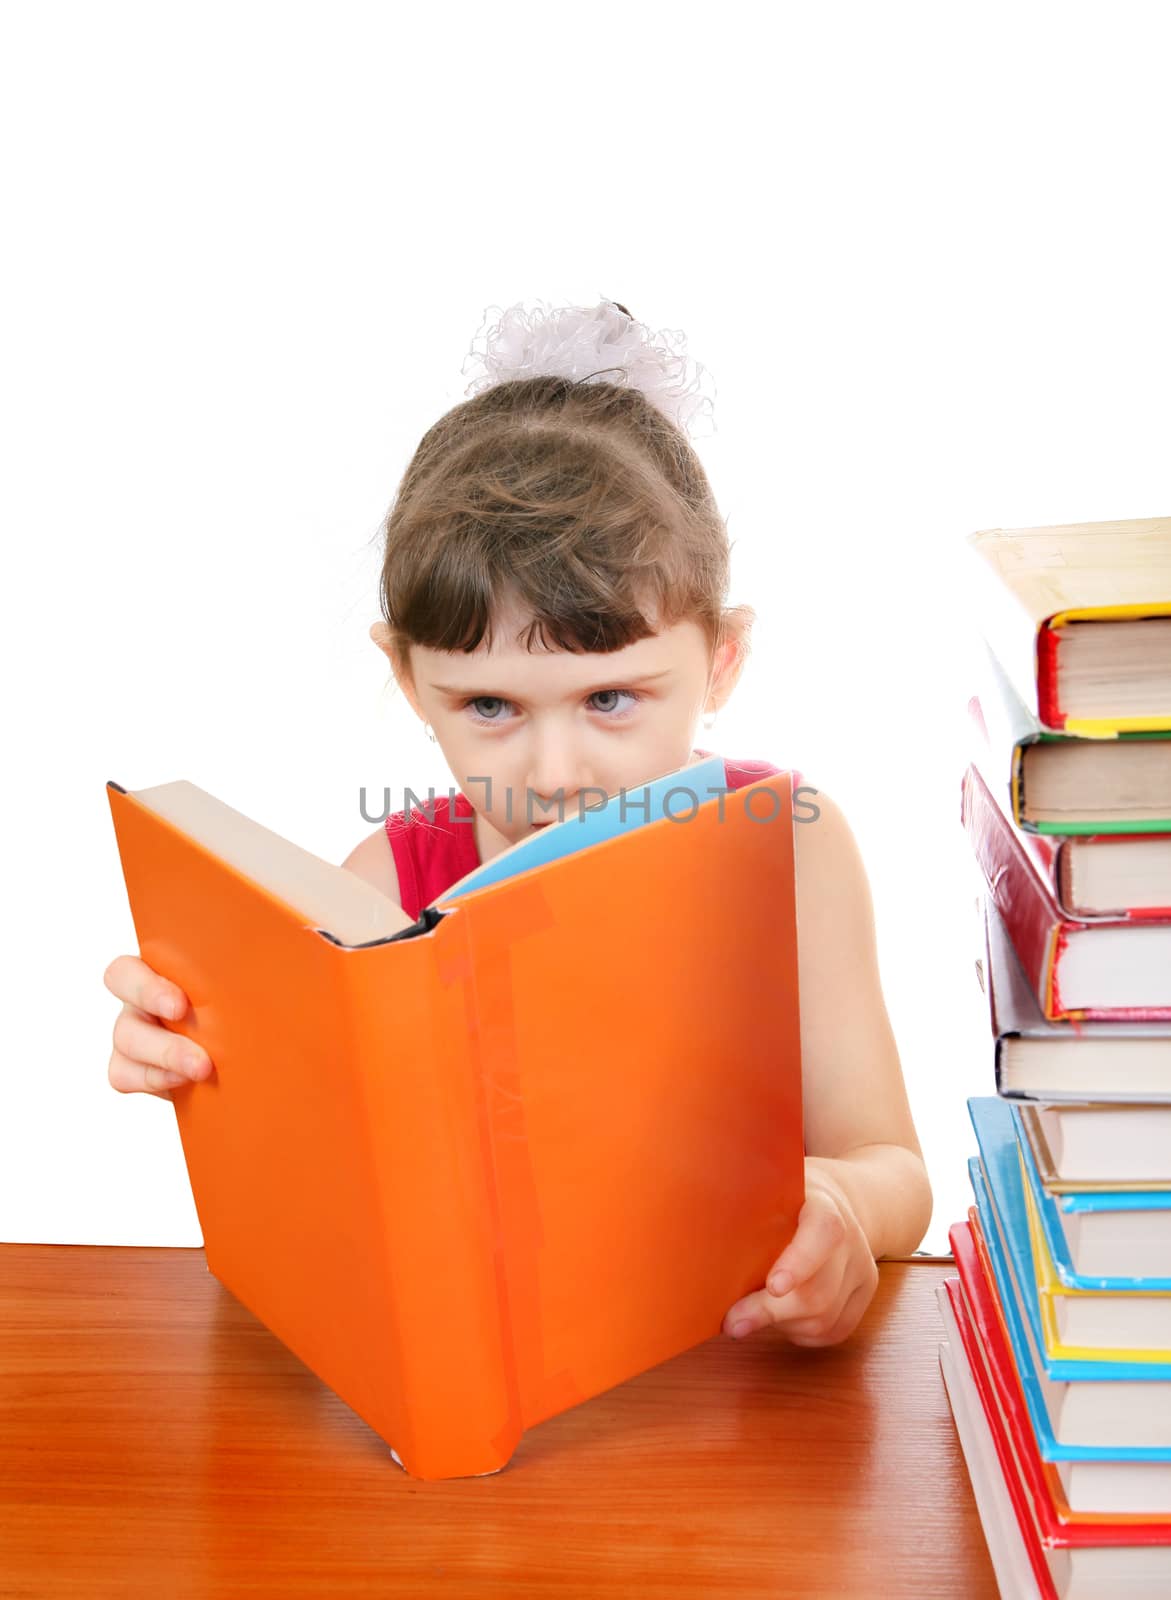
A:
[976,891,1011,1045]
[962,764,1068,1021]
[969,635,1042,831]
[970,695,1171,921]
[963,533,1048,725]
[968,696,1074,911]
[981,900,1012,1047]
[963,782,1166,1021]
[965,688,1018,825]
[992,1042,1011,1098]
[343,920,522,1481]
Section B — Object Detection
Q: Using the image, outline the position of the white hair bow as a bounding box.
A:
[461,298,717,438]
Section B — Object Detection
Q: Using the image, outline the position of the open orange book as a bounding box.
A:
[106,758,804,1481]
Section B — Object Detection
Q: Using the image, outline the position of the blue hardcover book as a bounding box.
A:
[967,1155,1171,1461]
[966,1097,1171,1382]
[1011,1103,1171,1292]
[442,754,734,899]
[1058,1189,1171,1213]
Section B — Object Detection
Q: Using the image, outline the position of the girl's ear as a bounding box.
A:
[707,608,753,711]
[369,620,394,656]
[369,623,423,718]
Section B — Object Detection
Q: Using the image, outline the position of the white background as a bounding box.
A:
[2,1,1167,1255]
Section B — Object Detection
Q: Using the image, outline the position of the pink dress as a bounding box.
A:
[385,749,806,920]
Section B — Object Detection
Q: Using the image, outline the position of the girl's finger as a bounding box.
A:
[111,1007,212,1081]
[103,954,188,1021]
[786,1275,877,1348]
[767,1241,850,1324]
[107,1048,189,1099]
[725,1243,848,1338]
[766,1189,847,1296]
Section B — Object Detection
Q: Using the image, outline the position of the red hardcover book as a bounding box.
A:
[960,763,1171,1022]
[942,1270,1171,1599]
[940,1274,1057,1598]
[951,1220,1171,1531]
[975,891,1171,1103]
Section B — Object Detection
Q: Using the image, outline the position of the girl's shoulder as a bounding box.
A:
[693,749,811,795]
[384,788,475,834]
[723,757,807,792]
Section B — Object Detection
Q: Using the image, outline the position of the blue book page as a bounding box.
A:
[967,1096,1171,1384]
[435,754,730,905]
[1010,1104,1171,1291]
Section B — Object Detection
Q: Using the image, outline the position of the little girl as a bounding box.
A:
[103,300,932,1348]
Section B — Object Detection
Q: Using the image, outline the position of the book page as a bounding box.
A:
[126,779,416,945]
[968,517,1171,621]
[435,753,728,906]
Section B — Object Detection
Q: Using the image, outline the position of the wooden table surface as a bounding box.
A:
[0,1246,995,1598]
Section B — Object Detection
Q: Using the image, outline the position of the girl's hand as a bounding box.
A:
[721,1161,880,1348]
[104,954,215,1098]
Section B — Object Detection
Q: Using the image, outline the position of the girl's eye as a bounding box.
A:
[587,689,641,717]
[462,690,642,726]
[466,696,512,723]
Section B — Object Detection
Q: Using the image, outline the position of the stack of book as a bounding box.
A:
[937,515,1171,1598]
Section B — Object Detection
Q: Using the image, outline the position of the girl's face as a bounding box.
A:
[380,596,742,850]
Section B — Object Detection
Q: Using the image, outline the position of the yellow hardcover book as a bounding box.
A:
[1022,1155,1171,1364]
[1053,604,1171,737]
[1018,1102,1171,1194]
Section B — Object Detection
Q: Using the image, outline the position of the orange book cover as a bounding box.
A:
[106,766,804,1481]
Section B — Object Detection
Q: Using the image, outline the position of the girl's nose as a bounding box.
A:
[527,785,580,824]
[526,749,586,823]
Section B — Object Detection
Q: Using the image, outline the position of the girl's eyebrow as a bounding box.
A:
[428,668,673,697]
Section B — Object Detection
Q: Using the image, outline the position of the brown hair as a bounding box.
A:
[372,372,754,683]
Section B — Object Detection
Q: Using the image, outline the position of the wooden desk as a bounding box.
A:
[0,1248,994,1598]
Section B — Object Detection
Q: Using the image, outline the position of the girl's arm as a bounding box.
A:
[795,786,932,1257]
[723,785,933,1347]
[340,825,403,903]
